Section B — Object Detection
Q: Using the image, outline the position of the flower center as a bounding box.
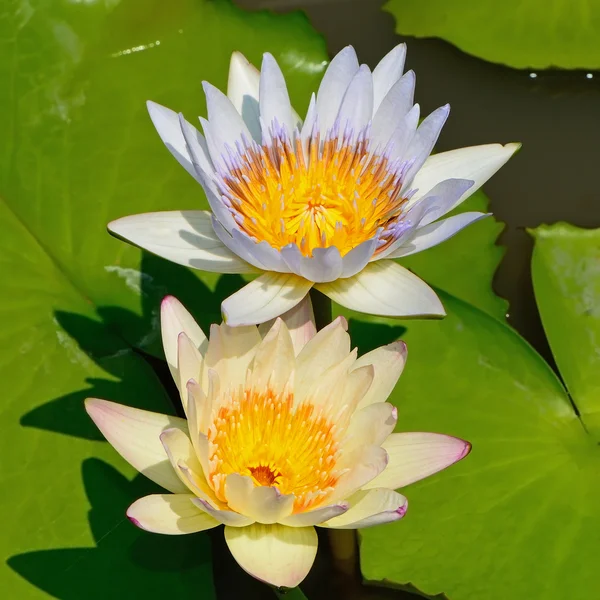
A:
[214,130,411,257]
[207,385,341,511]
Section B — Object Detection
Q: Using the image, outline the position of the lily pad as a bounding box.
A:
[531,223,600,438]
[0,0,328,596]
[384,0,600,69]
[356,286,600,599]
[0,0,327,357]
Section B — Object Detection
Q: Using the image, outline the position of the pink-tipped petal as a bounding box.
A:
[127,494,219,535]
[321,488,407,529]
[365,431,471,490]
[85,399,187,494]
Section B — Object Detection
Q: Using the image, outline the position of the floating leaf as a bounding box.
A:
[384,0,600,69]
[355,286,599,599]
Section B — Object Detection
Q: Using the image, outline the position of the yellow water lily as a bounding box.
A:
[86,296,470,587]
[108,44,519,326]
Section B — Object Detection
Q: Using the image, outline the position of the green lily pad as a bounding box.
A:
[0,202,215,597]
[531,223,600,438]
[355,288,600,600]
[403,190,507,320]
[0,0,328,596]
[0,0,327,357]
[384,0,600,69]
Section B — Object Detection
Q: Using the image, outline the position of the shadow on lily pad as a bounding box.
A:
[7,459,215,599]
[19,252,245,440]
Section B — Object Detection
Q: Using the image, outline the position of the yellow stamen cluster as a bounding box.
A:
[207,386,341,512]
[218,133,408,257]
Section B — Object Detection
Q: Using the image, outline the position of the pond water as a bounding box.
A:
[220,1,600,598]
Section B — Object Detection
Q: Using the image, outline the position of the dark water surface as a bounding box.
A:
[223,1,600,598]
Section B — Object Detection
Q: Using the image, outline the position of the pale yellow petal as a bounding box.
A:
[320,488,407,529]
[191,497,254,527]
[224,523,317,587]
[203,323,261,392]
[127,494,219,535]
[160,295,208,385]
[354,341,407,410]
[343,402,397,456]
[250,319,295,393]
[365,432,471,490]
[224,474,295,524]
[177,332,203,409]
[85,399,187,493]
[259,294,317,356]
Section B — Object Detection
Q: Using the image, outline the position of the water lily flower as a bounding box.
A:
[85,296,470,588]
[109,45,518,326]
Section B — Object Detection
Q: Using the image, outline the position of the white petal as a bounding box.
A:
[224,474,295,524]
[85,399,188,494]
[224,523,317,588]
[386,102,420,160]
[343,403,397,456]
[321,488,407,529]
[409,143,521,210]
[316,46,359,133]
[191,497,254,527]
[259,53,295,139]
[371,70,415,149]
[202,81,251,164]
[365,432,471,490]
[300,93,317,158]
[280,244,343,283]
[389,212,490,259]
[354,341,407,409]
[160,296,208,386]
[127,494,218,535]
[222,272,313,327]
[250,318,295,392]
[331,445,389,502]
[372,43,407,112]
[107,211,254,273]
[279,503,349,527]
[227,51,261,141]
[146,101,213,182]
[336,64,373,136]
[211,217,289,272]
[260,294,316,355]
[316,260,445,318]
[340,237,379,278]
[410,178,475,227]
[402,104,450,187]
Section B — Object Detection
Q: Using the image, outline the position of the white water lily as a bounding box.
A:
[85,296,470,588]
[109,44,517,327]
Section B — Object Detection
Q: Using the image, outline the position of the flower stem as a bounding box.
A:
[273,586,309,600]
[309,288,333,330]
[308,288,359,578]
